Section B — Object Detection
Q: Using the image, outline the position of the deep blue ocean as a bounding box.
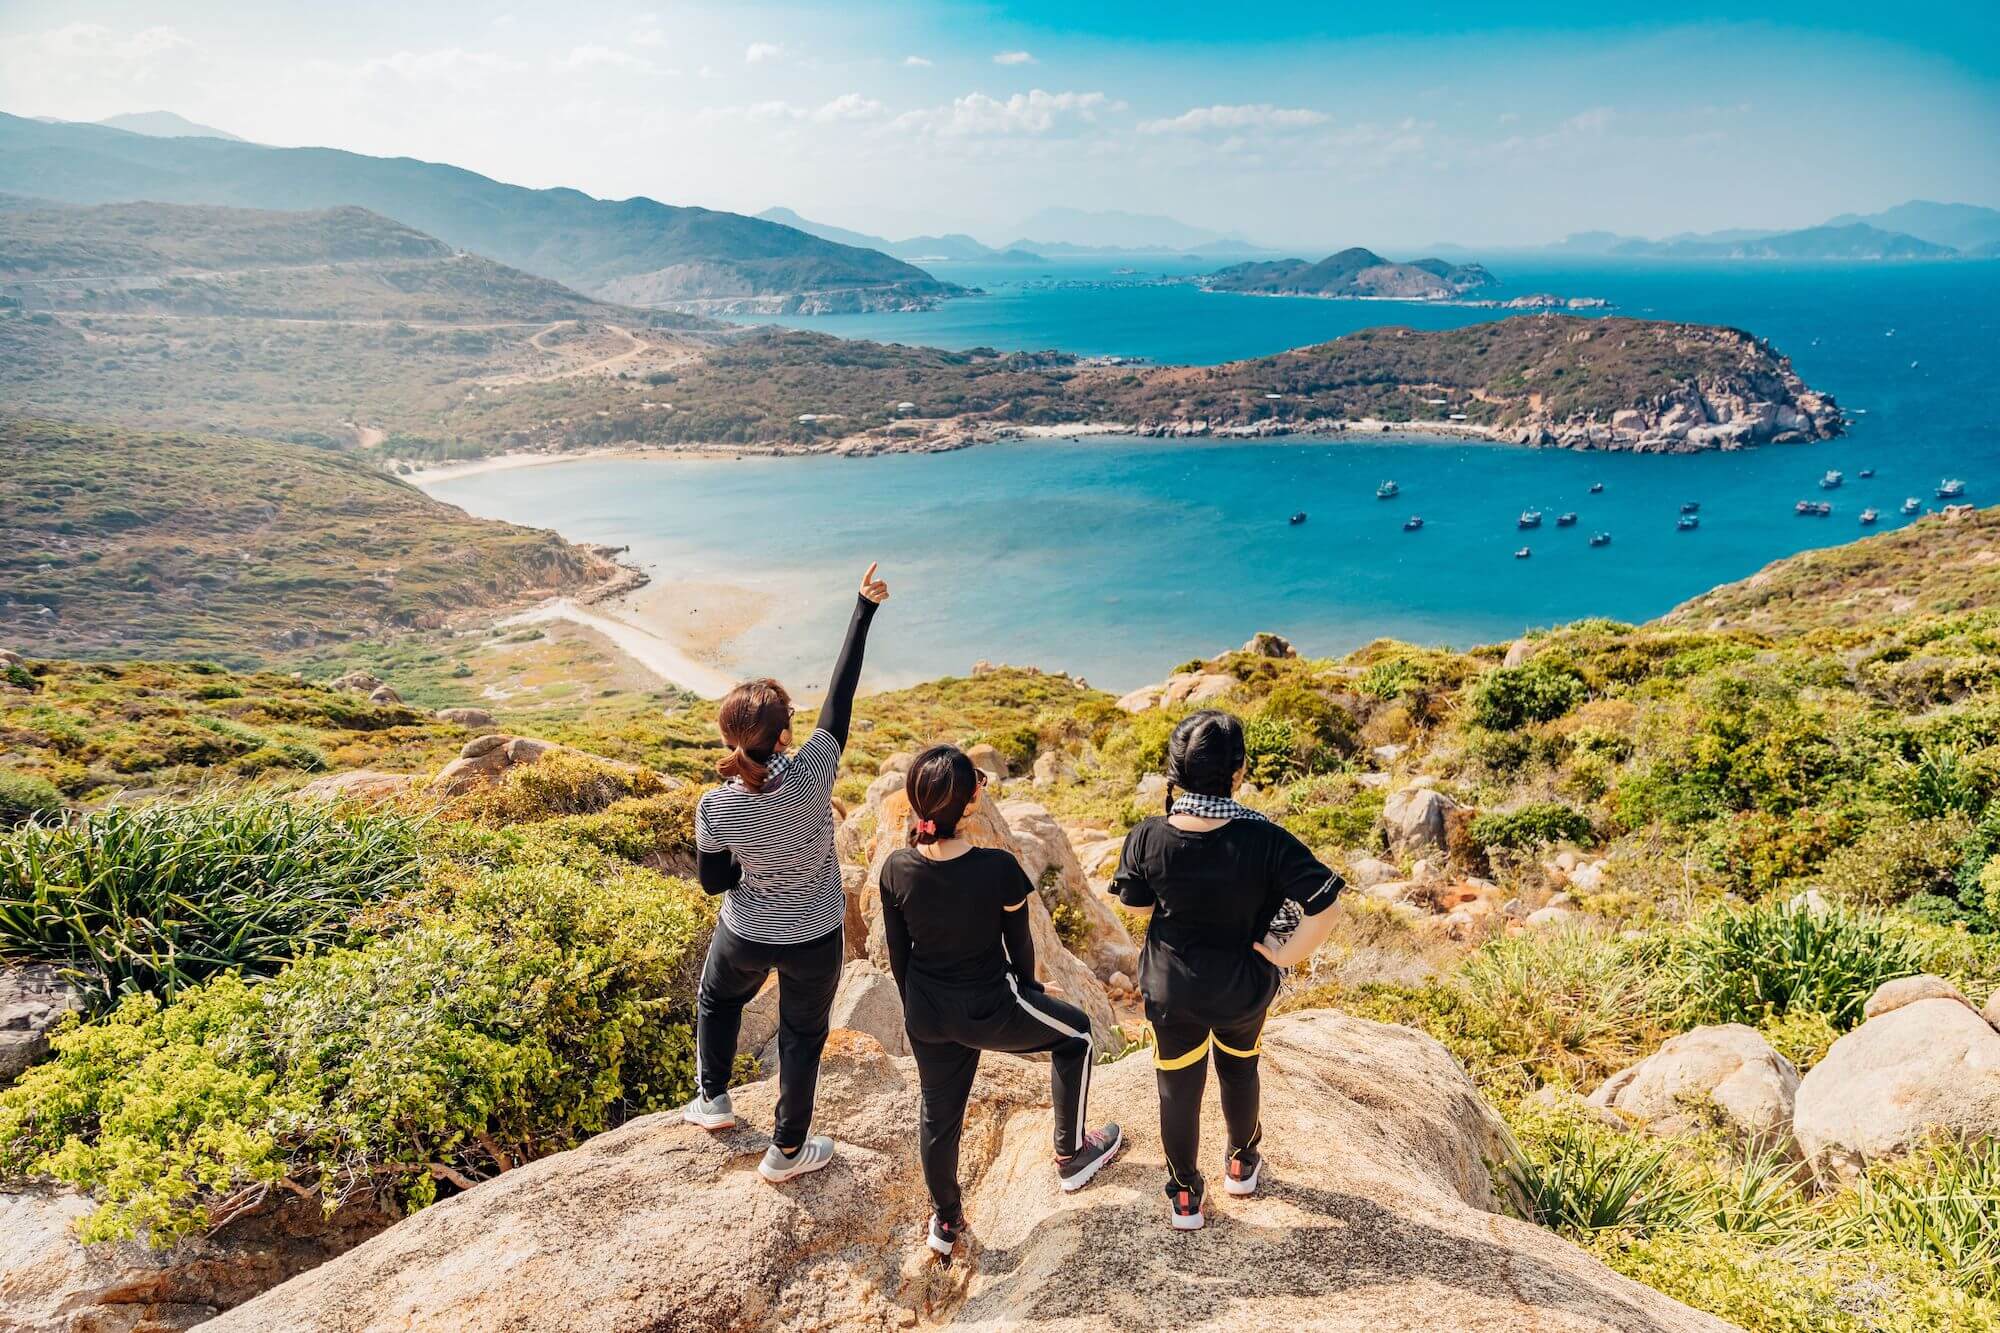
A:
[429,256,1998,692]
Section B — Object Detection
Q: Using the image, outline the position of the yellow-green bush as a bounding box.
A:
[449,749,669,825]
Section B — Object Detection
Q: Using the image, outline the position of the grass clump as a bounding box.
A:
[1671,900,1921,1031]
[0,798,419,1009]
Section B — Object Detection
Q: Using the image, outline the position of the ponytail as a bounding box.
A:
[715,678,793,794]
[905,745,979,847]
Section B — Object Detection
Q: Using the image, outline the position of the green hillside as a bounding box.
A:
[0,418,615,662]
[0,113,957,306]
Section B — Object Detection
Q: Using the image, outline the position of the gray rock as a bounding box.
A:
[1134,773,1169,810]
[0,965,83,1084]
[435,707,496,728]
[367,684,403,706]
[1587,1024,1799,1153]
[965,743,1010,781]
[827,960,908,1058]
[1346,856,1398,889]
[1863,974,1970,1020]
[1242,632,1296,658]
[1382,786,1459,857]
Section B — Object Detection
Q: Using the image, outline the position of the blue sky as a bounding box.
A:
[3,1,1995,248]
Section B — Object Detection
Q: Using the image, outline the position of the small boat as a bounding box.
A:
[1858,468,1876,479]
[1289,511,1308,526]
[1403,515,1424,532]
[1795,501,1832,517]
[1938,479,1967,499]
[1376,481,1400,499]
[1514,546,1532,559]
[1820,470,1844,490]
[1680,501,1701,514]
[1677,515,1700,531]
[1589,532,1611,547]
[1589,482,1604,494]
[1902,497,1922,516]
[1518,509,1543,529]
[1557,512,1578,527]
[1860,508,1879,525]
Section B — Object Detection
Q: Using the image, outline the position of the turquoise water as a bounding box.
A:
[430,258,1998,692]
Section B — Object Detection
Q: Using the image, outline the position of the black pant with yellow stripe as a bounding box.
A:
[1151,1006,1267,1193]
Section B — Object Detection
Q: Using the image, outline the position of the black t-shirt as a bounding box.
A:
[878,846,1037,991]
[1114,816,1341,1019]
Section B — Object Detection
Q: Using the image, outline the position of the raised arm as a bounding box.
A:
[816,563,889,749]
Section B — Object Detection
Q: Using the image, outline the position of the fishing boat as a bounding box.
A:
[1902,498,1922,516]
[1518,509,1543,529]
[1589,532,1611,547]
[1289,511,1308,526]
[1795,501,1832,517]
[1680,501,1701,514]
[1858,468,1876,479]
[1860,508,1879,525]
[1677,514,1700,531]
[1589,482,1605,494]
[1557,512,1578,527]
[1815,501,1833,516]
[1514,546,1532,559]
[1938,479,1967,499]
[1820,470,1844,490]
[1403,515,1424,532]
[1376,481,1400,499]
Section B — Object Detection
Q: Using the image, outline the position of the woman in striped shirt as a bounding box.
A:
[682,563,889,1184]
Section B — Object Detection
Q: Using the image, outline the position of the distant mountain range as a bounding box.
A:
[93,111,246,142]
[756,207,1044,264]
[1547,201,2000,260]
[1203,247,1494,299]
[0,113,958,312]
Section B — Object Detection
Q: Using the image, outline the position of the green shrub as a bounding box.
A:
[1455,929,1667,1087]
[0,770,64,827]
[968,724,1039,775]
[1893,744,1984,820]
[1470,802,1595,850]
[450,750,668,825]
[0,799,419,1008]
[1819,816,1971,909]
[1673,901,1921,1031]
[1468,661,1586,731]
[1505,1115,1692,1235]
[0,860,713,1244]
[1242,715,1301,785]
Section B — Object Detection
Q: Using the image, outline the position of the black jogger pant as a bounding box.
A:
[694,918,844,1150]
[1153,1006,1268,1192]
[905,976,1094,1221]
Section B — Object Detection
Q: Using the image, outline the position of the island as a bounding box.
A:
[1201,246,1495,299]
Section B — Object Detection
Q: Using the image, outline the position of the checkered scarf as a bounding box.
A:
[1167,792,1303,939]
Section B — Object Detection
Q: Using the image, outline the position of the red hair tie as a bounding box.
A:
[914,818,937,835]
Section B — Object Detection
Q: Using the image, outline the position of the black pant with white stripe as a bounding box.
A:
[903,976,1093,1221]
[695,919,844,1150]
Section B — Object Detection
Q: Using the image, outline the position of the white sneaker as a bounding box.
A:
[682,1091,735,1130]
[758,1134,835,1183]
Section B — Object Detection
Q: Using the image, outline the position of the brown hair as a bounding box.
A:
[716,677,793,793]
[905,744,981,847]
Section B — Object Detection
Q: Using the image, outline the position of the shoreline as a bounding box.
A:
[495,595,740,701]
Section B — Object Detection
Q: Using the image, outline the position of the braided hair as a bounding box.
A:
[1163,709,1247,813]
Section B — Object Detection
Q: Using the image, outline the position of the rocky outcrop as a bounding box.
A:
[1587,1025,1800,1153]
[1381,785,1460,857]
[1243,631,1297,658]
[1861,973,1970,1020]
[205,1012,1730,1332]
[1793,996,2000,1180]
[963,744,1009,781]
[996,799,1139,980]
[0,1186,387,1333]
[325,671,381,694]
[862,788,1120,1049]
[0,965,81,1085]
[290,770,417,805]
[1114,670,1237,713]
[433,707,496,729]
[1031,750,1076,787]
[430,734,556,796]
[366,685,402,706]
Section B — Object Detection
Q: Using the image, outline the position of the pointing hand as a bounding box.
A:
[859,562,890,605]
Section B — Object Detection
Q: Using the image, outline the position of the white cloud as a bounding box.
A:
[903,55,932,68]
[14,22,195,85]
[745,42,782,65]
[1561,106,1615,135]
[1139,103,1329,134]
[348,48,526,88]
[557,45,653,73]
[892,89,1116,138]
[632,18,669,49]
[1498,111,1521,125]
[812,93,885,123]
[992,51,1034,66]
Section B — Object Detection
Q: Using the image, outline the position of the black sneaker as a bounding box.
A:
[1168,1178,1206,1231]
[1056,1123,1123,1192]
[1224,1146,1263,1197]
[927,1213,965,1257]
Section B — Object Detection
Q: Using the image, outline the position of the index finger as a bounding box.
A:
[863,561,879,584]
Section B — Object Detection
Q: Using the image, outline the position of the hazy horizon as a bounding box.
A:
[4,1,1997,252]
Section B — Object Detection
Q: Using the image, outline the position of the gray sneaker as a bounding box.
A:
[758,1134,835,1183]
[682,1091,735,1130]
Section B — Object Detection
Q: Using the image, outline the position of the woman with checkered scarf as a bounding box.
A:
[1112,709,1344,1230]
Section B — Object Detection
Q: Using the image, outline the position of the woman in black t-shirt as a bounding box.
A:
[878,745,1122,1257]
[1114,709,1343,1231]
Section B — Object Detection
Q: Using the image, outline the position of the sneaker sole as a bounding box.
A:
[927,1231,957,1257]
[682,1109,735,1130]
[758,1151,833,1184]
[1058,1127,1123,1193]
[1223,1161,1261,1196]
[1169,1208,1206,1231]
